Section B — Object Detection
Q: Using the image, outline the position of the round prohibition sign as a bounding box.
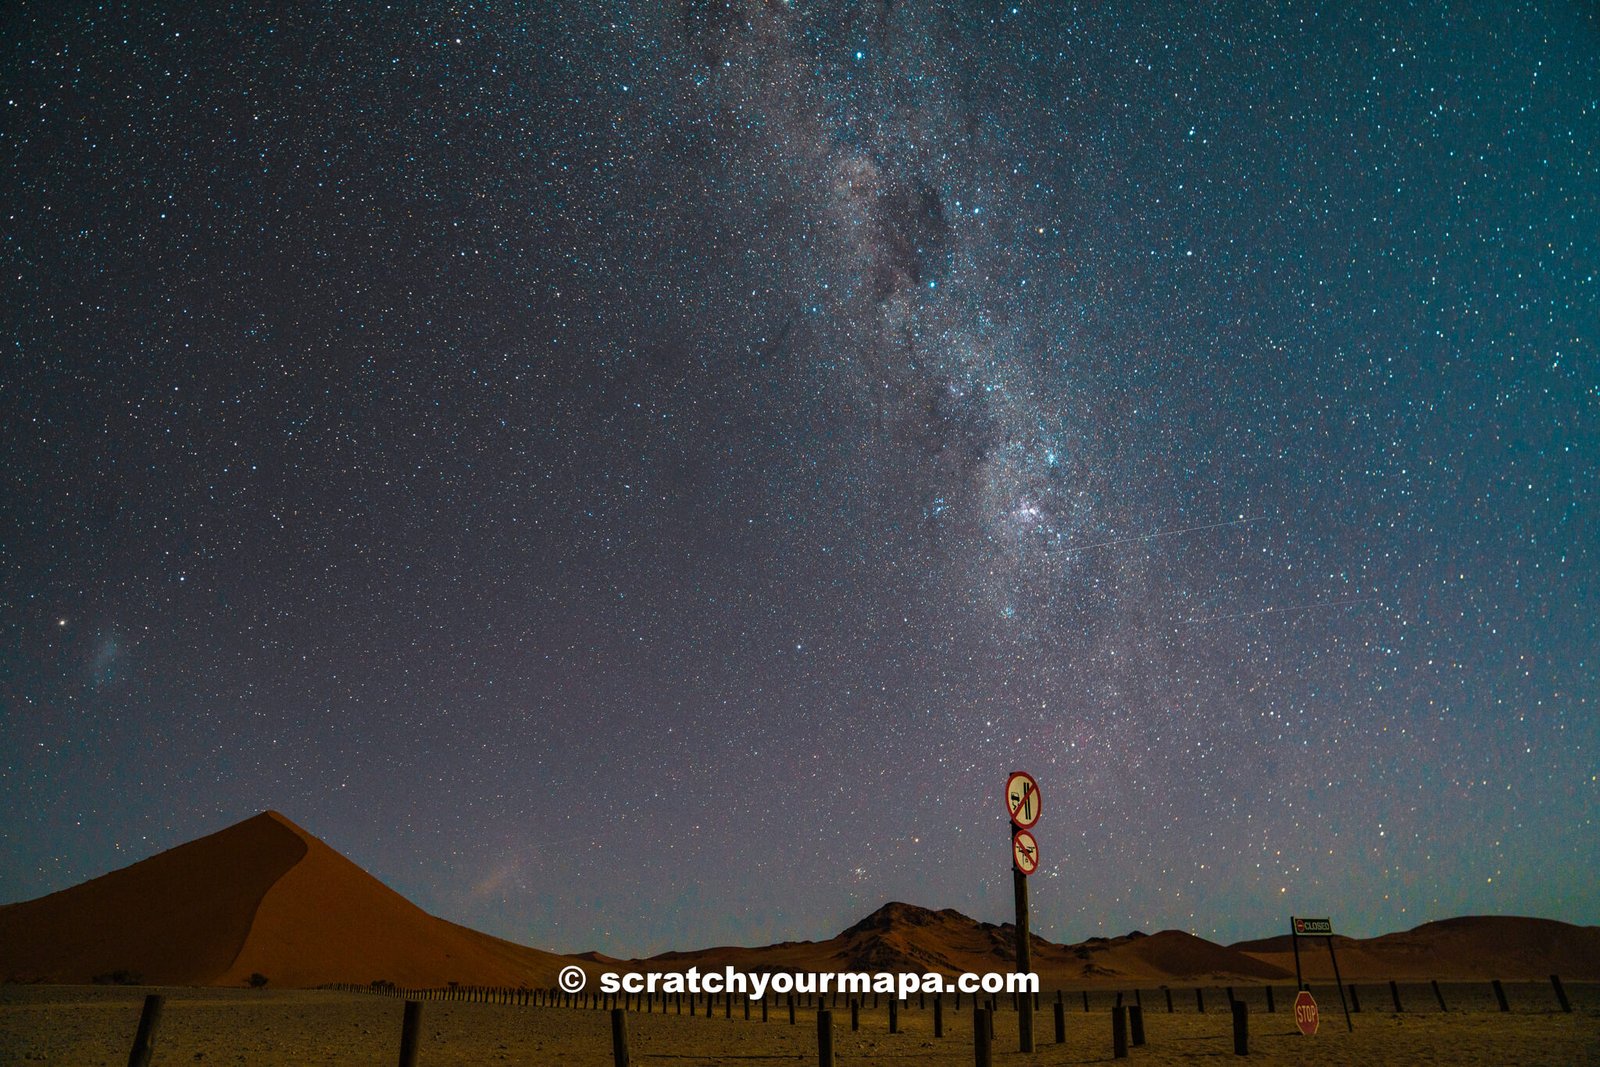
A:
[1004,770,1041,828]
[1012,828,1040,875]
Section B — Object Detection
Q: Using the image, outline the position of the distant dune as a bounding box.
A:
[0,812,575,988]
[1233,916,1600,981]
[642,902,1292,985]
[3,813,1595,988]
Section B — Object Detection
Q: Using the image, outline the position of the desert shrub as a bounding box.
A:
[248,972,269,988]
[91,969,143,985]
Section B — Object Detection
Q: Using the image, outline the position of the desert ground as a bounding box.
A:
[4,816,1596,1064]
[3,983,1596,1066]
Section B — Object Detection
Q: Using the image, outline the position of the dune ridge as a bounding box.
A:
[644,902,1295,985]
[1232,915,1600,980]
[4,813,1595,988]
[0,811,573,988]
[0,811,306,984]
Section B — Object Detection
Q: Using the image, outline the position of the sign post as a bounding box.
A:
[1289,916,1352,1033]
[1004,771,1041,1053]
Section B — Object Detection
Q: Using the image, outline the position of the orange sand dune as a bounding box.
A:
[0,812,578,989]
[1079,929,1291,982]
[0,811,305,985]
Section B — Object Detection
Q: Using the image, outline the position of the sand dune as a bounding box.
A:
[0,812,575,989]
[638,905,1597,986]
[0,811,306,985]
[642,902,1294,985]
[1233,915,1600,981]
[4,813,1594,990]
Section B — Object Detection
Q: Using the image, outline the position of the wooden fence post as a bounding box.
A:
[1550,974,1572,1013]
[934,994,943,1038]
[126,993,164,1067]
[1053,997,1065,1043]
[973,1006,991,1067]
[889,997,899,1033]
[1129,1004,1145,1047]
[1112,1004,1128,1059]
[611,1007,630,1067]
[851,999,860,1031]
[1491,979,1509,1012]
[397,1001,422,1067]
[1264,985,1274,1013]
[1389,980,1403,1013]
[1231,999,1248,1056]
[1431,980,1447,1012]
[1348,984,1361,1013]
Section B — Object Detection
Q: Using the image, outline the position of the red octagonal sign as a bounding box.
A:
[1293,990,1319,1036]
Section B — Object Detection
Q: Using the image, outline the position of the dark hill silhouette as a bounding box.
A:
[640,901,1293,984]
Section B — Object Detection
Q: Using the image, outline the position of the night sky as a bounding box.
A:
[4,3,1597,958]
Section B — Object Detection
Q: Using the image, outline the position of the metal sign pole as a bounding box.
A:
[1013,822,1033,1052]
[1326,937,1353,1032]
[1290,917,1304,991]
[1004,771,1040,1054]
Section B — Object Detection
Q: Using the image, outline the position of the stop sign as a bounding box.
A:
[1293,989,1319,1035]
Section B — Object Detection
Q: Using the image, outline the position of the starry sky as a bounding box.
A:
[3,2,1597,957]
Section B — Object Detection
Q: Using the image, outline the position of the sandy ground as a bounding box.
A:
[2,984,1597,1066]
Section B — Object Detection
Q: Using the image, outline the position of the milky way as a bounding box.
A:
[3,2,1596,955]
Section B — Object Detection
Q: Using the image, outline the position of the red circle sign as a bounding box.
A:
[1004,770,1041,828]
[1012,829,1040,875]
[1293,990,1319,1036]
